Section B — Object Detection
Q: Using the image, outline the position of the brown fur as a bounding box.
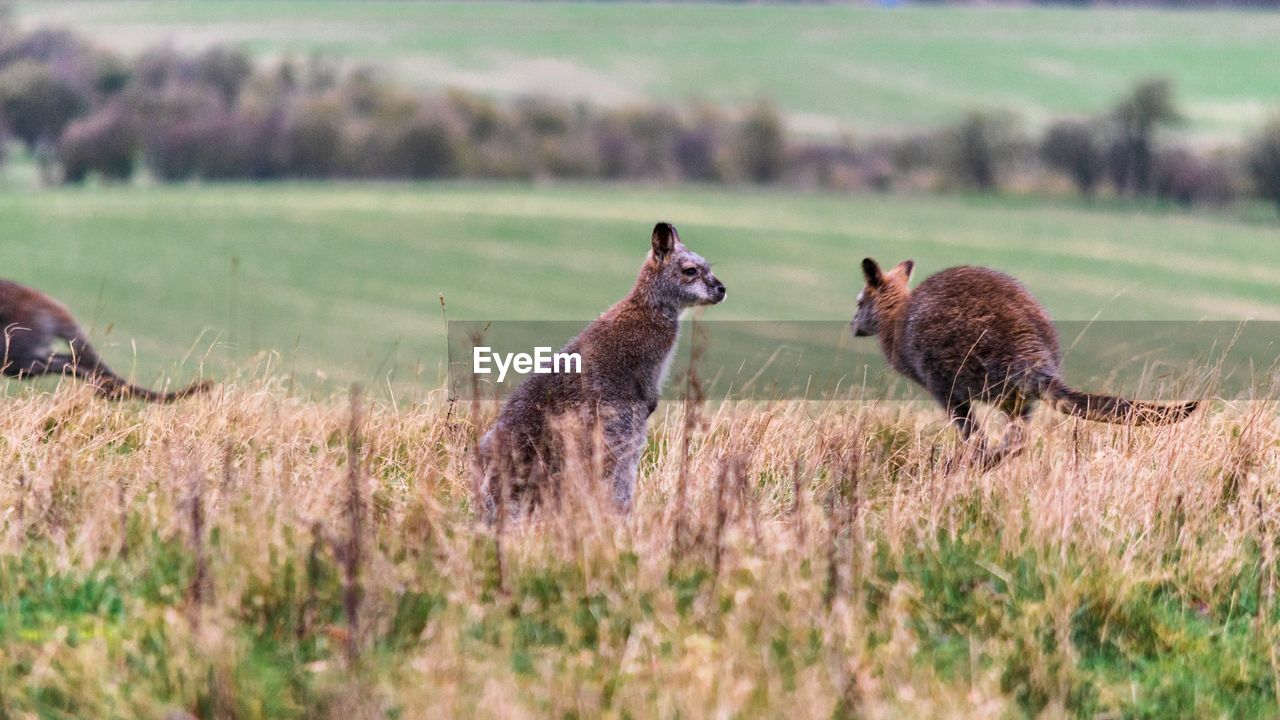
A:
[852,260,1197,469]
[1,280,211,402]
[477,223,726,517]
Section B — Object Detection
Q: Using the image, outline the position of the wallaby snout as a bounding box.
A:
[706,277,727,304]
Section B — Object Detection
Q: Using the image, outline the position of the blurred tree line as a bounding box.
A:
[949,80,1239,207]
[0,29,794,186]
[2,27,1280,214]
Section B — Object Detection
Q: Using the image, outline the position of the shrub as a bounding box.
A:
[595,122,639,179]
[862,149,896,192]
[58,105,138,183]
[143,115,212,181]
[877,133,940,192]
[736,101,785,184]
[280,99,345,178]
[1152,148,1236,207]
[469,142,535,181]
[0,60,88,147]
[181,108,284,181]
[1245,118,1280,215]
[680,107,728,173]
[134,84,226,180]
[351,112,465,179]
[213,109,285,179]
[943,111,1022,191]
[518,100,573,137]
[0,28,125,96]
[785,142,857,190]
[132,47,189,91]
[447,90,505,143]
[620,107,681,178]
[886,133,937,175]
[86,51,131,97]
[144,108,283,182]
[536,136,598,179]
[1104,134,1132,195]
[0,28,90,68]
[1114,78,1179,138]
[1040,119,1104,197]
[194,46,252,105]
[1109,78,1180,196]
[674,125,722,182]
[335,67,396,119]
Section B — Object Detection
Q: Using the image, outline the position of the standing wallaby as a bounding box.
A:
[851,260,1197,469]
[1,280,211,402]
[477,222,726,517]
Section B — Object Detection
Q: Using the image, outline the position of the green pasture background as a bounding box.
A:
[2,184,1277,394]
[5,2,1280,394]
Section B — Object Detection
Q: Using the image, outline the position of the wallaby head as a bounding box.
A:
[852,257,914,337]
[640,222,726,311]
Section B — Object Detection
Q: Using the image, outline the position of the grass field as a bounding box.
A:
[2,183,1279,394]
[16,1,1280,139]
[6,5,1280,716]
[1,375,1278,717]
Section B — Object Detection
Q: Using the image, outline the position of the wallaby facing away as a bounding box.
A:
[1,280,211,402]
[477,222,726,517]
[852,260,1197,469]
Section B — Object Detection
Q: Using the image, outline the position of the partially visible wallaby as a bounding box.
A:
[1,280,211,402]
[852,260,1197,469]
[477,222,726,517]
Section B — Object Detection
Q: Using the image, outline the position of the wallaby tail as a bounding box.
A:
[68,333,212,404]
[99,377,213,404]
[1044,378,1197,426]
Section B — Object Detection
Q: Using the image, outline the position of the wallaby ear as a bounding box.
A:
[895,259,915,282]
[861,258,883,288]
[652,222,680,261]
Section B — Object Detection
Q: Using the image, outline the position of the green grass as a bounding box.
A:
[1,384,1276,717]
[16,1,1280,139]
[7,501,1274,717]
[2,183,1278,391]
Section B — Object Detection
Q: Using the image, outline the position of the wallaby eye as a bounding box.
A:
[682,267,698,277]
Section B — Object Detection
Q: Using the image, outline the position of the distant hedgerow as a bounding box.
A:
[0,25,1278,217]
[1246,117,1280,214]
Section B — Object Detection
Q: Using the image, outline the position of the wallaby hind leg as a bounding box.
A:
[1,355,33,378]
[980,393,1037,470]
[600,402,646,512]
[609,449,642,512]
[939,398,990,474]
[2,324,53,378]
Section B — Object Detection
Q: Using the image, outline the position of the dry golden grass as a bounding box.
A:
[1,374,1278,718]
